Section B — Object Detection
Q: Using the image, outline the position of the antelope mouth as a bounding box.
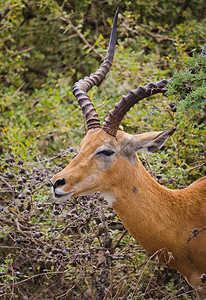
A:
[52,189,74,201]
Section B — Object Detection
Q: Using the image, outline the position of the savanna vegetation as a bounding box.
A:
[0,0,205,299]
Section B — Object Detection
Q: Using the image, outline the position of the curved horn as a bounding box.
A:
[72,8,119,130]
[103,79,169,136]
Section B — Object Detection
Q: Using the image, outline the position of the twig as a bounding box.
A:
[170,136,178,152]
[141,154,155,178]
[61,16,104,60]
[188,162,206,173]
[0,245,19,249]
[15,219,21,232]
[0,176,13,189]
[3,271,66,287]
[10,46,35,58]
[113,229,127,250]
[56,281,78,299]
[15,82,25,93]
[186,227,206,244]
[58,5,104,60]
[122,21,176,43]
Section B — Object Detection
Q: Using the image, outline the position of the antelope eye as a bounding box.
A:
[97,149,115,156]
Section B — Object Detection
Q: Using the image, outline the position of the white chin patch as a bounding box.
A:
[101,191,116,206]
[52,187,74,201]
[55,187,69,195]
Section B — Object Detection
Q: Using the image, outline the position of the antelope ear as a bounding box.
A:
[132,128,175,154]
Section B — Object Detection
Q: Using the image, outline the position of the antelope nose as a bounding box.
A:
[53,178,65,189]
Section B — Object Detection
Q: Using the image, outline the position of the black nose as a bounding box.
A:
[54,178,65,189]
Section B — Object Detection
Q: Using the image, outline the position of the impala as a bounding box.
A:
[52,9,206,299]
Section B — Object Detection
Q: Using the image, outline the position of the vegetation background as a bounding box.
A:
[0,0,205,299]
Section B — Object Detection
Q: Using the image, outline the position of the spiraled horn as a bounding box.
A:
[72,8,119,130]
[103,80,169,136]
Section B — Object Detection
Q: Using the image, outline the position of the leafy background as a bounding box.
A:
[0,0,205,299]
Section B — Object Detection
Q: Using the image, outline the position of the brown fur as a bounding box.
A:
[52,128,206,298]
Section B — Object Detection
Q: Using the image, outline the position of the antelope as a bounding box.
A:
[52,9,206,299]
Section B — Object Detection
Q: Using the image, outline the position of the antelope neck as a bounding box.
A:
[110,157,184,259]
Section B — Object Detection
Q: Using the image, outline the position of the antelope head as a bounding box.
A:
[51,9,175,204]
